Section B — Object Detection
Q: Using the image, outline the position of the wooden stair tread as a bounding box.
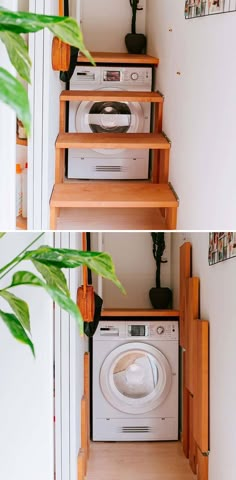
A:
[50,182,178,208]
[56,207,167,230]
[56,133,170,150]
[60,90,163,103]
[77,52,159,65]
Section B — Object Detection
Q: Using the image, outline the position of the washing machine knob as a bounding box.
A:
[157,326,165,335]
[131,72,139,81]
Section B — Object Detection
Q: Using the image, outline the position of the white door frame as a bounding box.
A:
[54,232,83,480]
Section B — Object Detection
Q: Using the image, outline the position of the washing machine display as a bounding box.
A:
[92,320,179,442]
[67,66,152,180]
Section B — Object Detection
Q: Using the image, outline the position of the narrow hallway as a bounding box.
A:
[86,441,196,480]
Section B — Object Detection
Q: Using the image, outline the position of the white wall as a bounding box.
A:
[80,0,146,52]
[97,232,171,309]
[171,232,236,480]
[146,0,236,229]
[0,232,54,480]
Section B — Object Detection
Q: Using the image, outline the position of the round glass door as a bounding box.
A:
[74,88,145,155]
[100,343,172,414]
[88,101,131,134]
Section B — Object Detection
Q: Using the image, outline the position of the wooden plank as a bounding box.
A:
[78,52,159,65]
[81,395,88,473]
[193,320,209,453]
[60,90,164,103]
[165,206,177,230]
[86,441,196,480]
[56,207,168,231]
[185,277,200,395]
[59,99,66,133]
[50,182,178,209]
[50,206,59,230]
[151,102,164,183]
[101,309,179,317]
[159,149,170,184]
[77,448,85,480]
[56,132,171,150]
[197,448,208,480]
[55,149,65,184]
[16,215,27,230]
[84,353,90,457]
[189,393,197,474]
[179,242,192,348]
[182,352,190,459]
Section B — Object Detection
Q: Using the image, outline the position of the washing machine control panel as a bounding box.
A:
[95,321,178,340]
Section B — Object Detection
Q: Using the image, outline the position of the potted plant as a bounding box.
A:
[149,233,172,309]
[0,6,92,136]
[125,0,147,54]
[0,232,124,355]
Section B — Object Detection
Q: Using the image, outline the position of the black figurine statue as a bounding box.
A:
[125,0,147,54]
[149,233,173,309]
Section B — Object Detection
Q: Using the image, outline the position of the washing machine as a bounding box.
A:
[67,66,152,180]
[92,320,179,442]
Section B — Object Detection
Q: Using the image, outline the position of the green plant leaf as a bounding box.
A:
[32,260,70,297]
[23,247,126,294]
[10,270,43,288]
[0,290,30,333]
[9,270,83,333]
[45,285,83,334]
[0,309,34,356]
[0,233,6,239]
[0,31,31,83]
[0,68,30,135]
[0,8,94,64]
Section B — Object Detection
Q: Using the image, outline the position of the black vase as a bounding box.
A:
[125,33,147,54]
[149,287,173,310]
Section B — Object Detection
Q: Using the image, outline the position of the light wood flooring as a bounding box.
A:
[86,441,196,480]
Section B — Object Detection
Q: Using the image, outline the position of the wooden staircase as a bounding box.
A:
[50,89,179,230]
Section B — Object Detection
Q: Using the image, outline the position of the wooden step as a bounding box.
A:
[77,52,159,65]
[60,90,164,103]
[50,182,178,230]
[55,132,170,150]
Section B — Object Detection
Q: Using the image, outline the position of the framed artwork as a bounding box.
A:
[208,232,236,265]
[185,0,236,18]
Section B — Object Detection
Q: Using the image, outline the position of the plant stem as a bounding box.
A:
[132,0,137,34]
[0,232,45,280]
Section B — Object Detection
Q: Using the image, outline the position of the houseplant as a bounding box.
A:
[125,0,147,54]
[0,6,92,135]
[0,232,124,355]
[149,233,172,309]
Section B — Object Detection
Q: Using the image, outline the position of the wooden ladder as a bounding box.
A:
[50,90,179,230]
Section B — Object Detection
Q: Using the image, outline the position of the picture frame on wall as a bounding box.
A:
[209,0,224,14]
[185,0,236,18]
[208,232,236,265]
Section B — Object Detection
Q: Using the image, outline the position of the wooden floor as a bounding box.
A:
[86,441,196,480]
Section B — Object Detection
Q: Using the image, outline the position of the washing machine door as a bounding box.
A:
[100,342,172,415]
[75,89,145,155]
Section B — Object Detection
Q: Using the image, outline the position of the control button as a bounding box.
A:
[157,326,165,335]
[131,72,139,81]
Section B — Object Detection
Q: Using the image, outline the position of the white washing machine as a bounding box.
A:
[92,320,179,442]
[67,66,152,180]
